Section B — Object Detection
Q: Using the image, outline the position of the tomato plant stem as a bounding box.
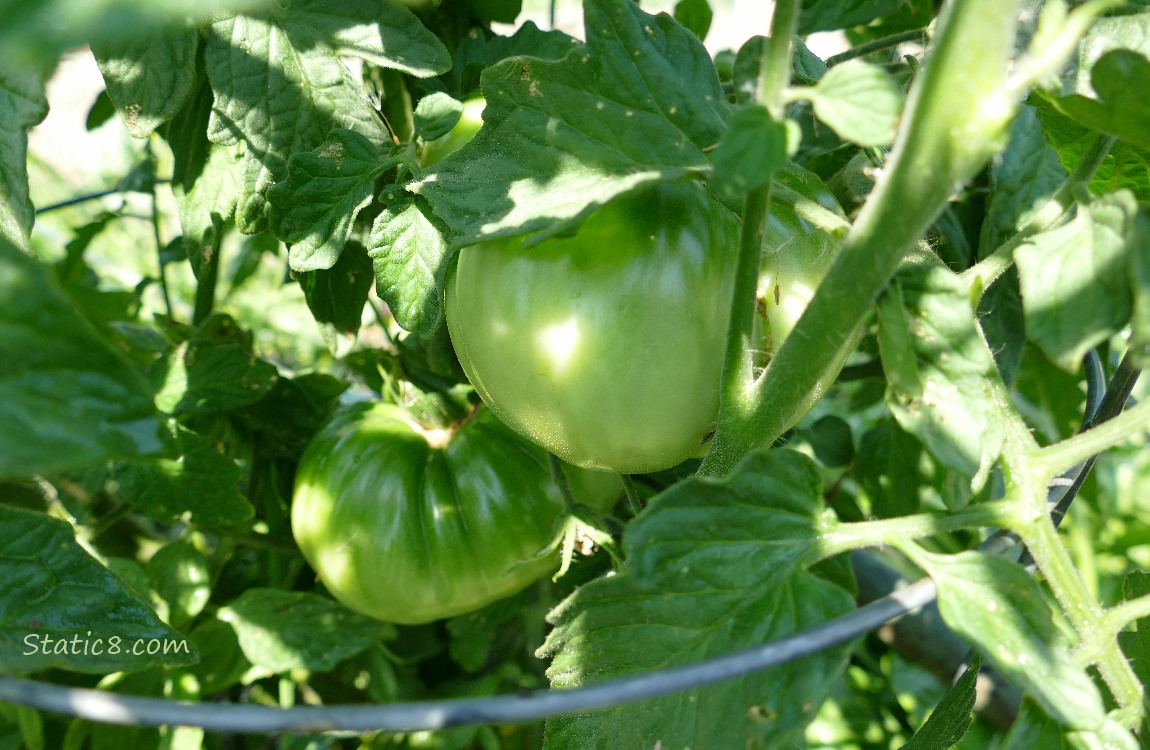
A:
[816,501,1021,559]
[757,0,801,117]
[702,0,1026,477]
[1016,506,1145,711]
[1033,396,1150,480]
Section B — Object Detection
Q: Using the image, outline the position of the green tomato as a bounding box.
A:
[291,401,620,624]
[445,181,740,474]
[419,97,485,168]
[755,163,850,407]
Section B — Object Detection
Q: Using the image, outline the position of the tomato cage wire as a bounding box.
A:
[0,351,1139,736]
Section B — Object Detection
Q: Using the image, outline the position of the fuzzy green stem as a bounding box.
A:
[1015,506,1144,709]
[191,236,220,327]
[816,501,1020,559]
[1102,595,1150,636]
[1032,397,1150,480]
[757,0,801,118]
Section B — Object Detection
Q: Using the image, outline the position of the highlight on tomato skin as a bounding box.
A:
[419,96,485,168]
[444,165,848,475]
[290,401,621,625]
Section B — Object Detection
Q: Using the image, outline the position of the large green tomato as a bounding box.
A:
[445,166,846,475]
[291,401,620,624]
[445,181,740,474]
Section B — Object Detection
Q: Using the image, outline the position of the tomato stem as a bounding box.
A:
[703,0,1028,477]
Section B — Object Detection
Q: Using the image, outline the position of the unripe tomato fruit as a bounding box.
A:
[291,402,620,624]
[446,181,740,474]
[445,165,846,475]
[419,97,485,168]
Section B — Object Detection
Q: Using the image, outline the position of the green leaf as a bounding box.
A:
[413,92,464,141]
[235,372,347,456]
[855,418,948,518]
[0,65,47,250]
[806,63,905,147]
[181,616,251,694]
[0,0,266,69]
[205,0,447,232]
[1034,97,1150,203]
[803,415,855,469]
[146,538,212,628]
[1118,570,1150,688]
[449,21,580,96]
[1050,50,1150,150]
[110,423,255,526]
[269,129,394,273]
[901,654,979,750]
[91,24,199,138]
[296,240,374,353]
[877,263,1004,487]
[673,0,712,41]
[152,315,279,415]
[540,449,854,749]
[1129,210,1150,366]
[0,240,168,479]
[1014,191,1137,371]
[367,192,452,335]
[799,0,902,34]
[980,105,1068,255]
[710,105,787,197]
[412,0,726,247]
[219,588,388,673]
[999,701,1138,750]
[915,550,1106,731]
[0,505,197,675]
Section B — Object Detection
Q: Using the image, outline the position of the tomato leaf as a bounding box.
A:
[0,505,197,675]
[915,550,1106,731]
[540,449,853,749]
[368,192,453,335]
[1014,191,1137,372]
[448,21,580,96]
[798,0,902,35]
[182,616,251,695]
[412,0,727,247]
[710,105,787,197]
[218,589,391,673]
[269,129,396,273]
[0,64,47,250]
[1118,571,1150,690]
[146,539,212,629]
[805,63,905,148]
[673,0,712,41]
[205,0,446,232]
[980,106,1068,255]
[1128,210,1150,367]
[152,315,279,415]
[413,92,464,141]
[877,262,1005,488]
[0,240,169,479]
[901,654,979,750]
[110,423,255,526]
[90,24,199,138]
[295,241,374,354]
